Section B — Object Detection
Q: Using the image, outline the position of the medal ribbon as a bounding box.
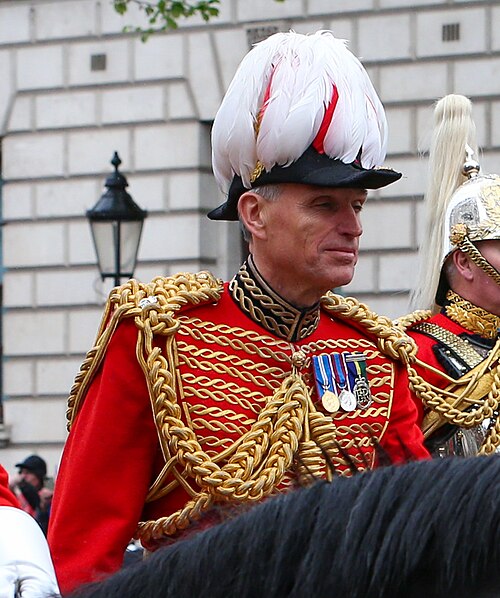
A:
[350,355,372,408]
[353,358,366,380]
[332,353,348,391]
[313,354,336,395]
[344,353,366,383]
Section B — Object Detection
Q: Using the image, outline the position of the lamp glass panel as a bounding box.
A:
[90,220,143,278]
[120,220,143,275]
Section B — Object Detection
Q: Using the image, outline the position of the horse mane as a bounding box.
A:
[70,456,500,598]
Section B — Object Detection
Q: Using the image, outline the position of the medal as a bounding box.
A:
[344,352,372,409]
[312,354,340,413]
[339,388,357,411]
[332,353,357,412]
[322,390,341,413]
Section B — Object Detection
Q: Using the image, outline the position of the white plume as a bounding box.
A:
[410,94,478,312]
[211,30,389,192]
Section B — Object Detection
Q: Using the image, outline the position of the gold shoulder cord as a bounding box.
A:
[393,309,433,331]
[407,342,500,455]
[321,293,418,366]
[67,273,347,543]
[66,272,222,427]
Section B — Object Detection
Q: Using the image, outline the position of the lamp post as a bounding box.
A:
[87,152,147,287]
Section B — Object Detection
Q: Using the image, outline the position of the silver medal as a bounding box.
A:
[339,389,356,411]
[354,377,372,409]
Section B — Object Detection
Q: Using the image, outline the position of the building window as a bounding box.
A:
[442,23,460,42]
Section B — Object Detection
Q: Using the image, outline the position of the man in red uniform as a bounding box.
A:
[398,94,500,457]
[0,464,59,596]
[48,30,428,594]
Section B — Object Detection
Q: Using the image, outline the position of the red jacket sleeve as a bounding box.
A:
[48,319,160,594]
[379,363,430,462]
[0,465,20,508]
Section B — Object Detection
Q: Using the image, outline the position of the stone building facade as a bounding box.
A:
[0,0,499,477]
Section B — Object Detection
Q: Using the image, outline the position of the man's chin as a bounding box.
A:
[327,268,356,291]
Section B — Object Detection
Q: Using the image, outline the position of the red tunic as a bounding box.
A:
[49,282,427,594]
[0,465,20,508]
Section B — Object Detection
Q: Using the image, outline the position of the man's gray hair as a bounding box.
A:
[238,185,282,242]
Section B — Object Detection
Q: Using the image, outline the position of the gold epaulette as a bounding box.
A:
[322,293,418,365]
[66,271,223,428]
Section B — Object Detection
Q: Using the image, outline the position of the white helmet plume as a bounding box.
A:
[410,94,479,312]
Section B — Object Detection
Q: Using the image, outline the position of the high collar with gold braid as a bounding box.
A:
[229,256,320,342]
[444,290,500,340]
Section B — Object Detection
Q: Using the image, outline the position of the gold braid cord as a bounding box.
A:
[66,272,223,427]
[407,343,500,455]
[67,272,342,544]
[321,293,418,366]
[393,296,500,454]
[393,309,433,331]
[137,373,335,541]
[450,224,500,287]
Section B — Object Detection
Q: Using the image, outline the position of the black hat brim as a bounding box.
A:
[208,146,402,221]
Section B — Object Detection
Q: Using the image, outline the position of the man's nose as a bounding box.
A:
[341,210,363,237]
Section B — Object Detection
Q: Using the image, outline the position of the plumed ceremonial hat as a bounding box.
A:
[208,30,401,221]
[412,94,500,309]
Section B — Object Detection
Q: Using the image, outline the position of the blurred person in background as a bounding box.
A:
[10,454,53,536]
[0,462,59,596]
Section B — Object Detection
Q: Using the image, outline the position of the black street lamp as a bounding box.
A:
[87,152,147,287]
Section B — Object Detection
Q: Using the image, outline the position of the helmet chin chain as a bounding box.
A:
[450,223,500,287]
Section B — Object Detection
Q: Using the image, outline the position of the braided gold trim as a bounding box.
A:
[321,292,417,365]
[66,272,223,428]
[412,321,484,369]
[68,271,351,543]
[136,373,340,542]
[393,309,432,331]
[231,259,320,341]
[250,161,265,183]
[445,290,500,339]
[453,232,500,286]
[407,338,500,454]
[137,291,404,539]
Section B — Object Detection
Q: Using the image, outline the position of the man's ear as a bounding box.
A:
[452,249,474,281]
[238,192,267,240]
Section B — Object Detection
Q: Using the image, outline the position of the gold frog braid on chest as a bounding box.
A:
[67,276,416,543]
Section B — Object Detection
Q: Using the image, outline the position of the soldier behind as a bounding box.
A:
[398,94,500,457]
[48,30,428,594]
